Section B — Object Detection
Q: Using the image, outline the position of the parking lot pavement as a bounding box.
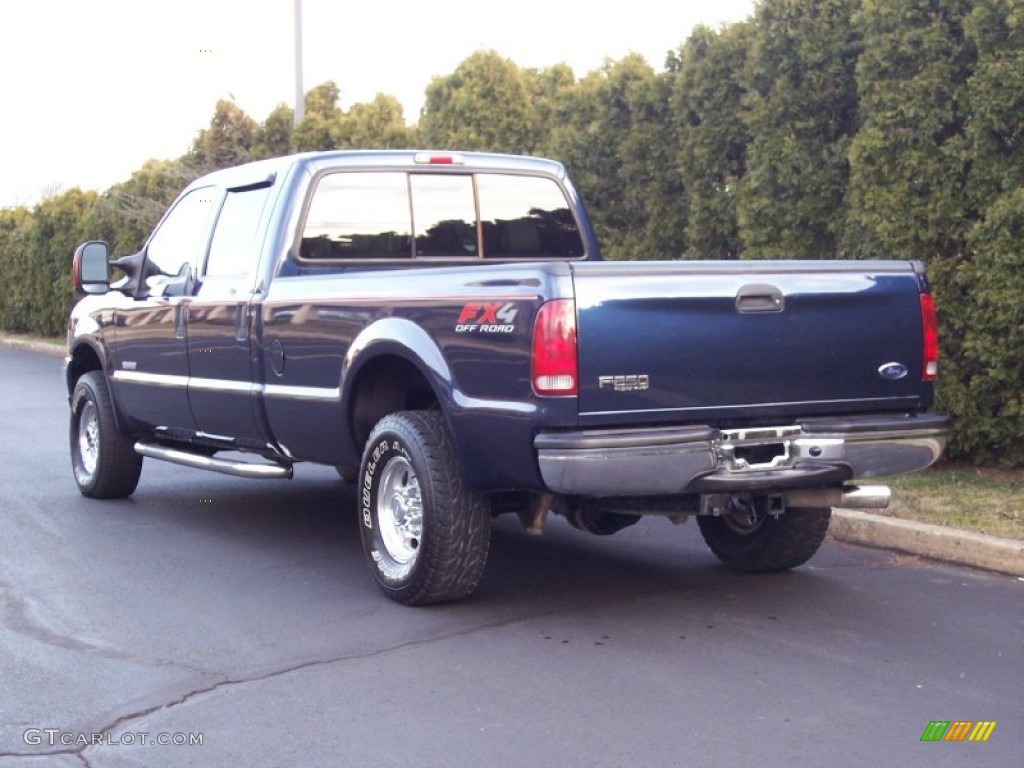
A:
[2,346,1021,767]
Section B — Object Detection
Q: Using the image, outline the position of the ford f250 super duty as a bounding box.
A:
[66,150,950,604]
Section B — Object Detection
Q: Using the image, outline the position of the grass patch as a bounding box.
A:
[874,463,1024,540]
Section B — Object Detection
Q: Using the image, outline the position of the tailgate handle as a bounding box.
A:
[735,284,785,313]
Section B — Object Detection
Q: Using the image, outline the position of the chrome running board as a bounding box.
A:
[134,442,292,480]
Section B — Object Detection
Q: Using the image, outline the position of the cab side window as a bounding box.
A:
[146,187,217,281]
[205,186,272,278]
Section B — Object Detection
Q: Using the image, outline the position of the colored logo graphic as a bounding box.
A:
[920,721,997,742]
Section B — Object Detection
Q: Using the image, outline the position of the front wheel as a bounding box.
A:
[697,501,830,572]
[359,411,490,605]
[70,371,143,498]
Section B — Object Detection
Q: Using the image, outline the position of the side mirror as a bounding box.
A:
[72,241,110,295]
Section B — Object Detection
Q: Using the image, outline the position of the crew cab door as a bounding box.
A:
[109,187,216,431]
[185,182,274,442]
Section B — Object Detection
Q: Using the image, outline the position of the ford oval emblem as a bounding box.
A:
[878,362,909,380]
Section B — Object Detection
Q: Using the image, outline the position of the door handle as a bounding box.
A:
[735,283,785,313]
[234,304,249,342]
[173,302,186,339]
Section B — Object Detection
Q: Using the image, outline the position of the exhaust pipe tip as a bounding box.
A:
[785,484,891,510]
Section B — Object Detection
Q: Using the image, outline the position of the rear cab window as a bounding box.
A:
[298,169,584,263]
[301,173,411,260]
[410,175,478,258]
[477,174,583,259]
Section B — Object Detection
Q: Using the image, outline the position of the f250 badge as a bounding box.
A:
[599,374,650,392]
[455,302,518,334]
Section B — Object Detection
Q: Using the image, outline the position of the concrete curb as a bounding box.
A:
[831,509,1024,577]
[1,337,64,359]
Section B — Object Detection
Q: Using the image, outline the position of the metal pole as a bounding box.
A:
[293,0,304,126]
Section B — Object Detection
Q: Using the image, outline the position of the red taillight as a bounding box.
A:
[921,293,938,381]
[531,299,578,396]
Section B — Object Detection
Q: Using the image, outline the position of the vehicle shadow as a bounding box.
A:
[106,464,897,629]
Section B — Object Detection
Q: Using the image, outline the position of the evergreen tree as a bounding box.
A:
[2,189,98,335]
[672,23,753,258]
[190,100,258,172]
[548,54,680,259]
[0,206,33,331]
[738,0,861,258]
[293,82,344,151]
[253,104,295,159]
[949,0,1024,463]
[844,0,975,259]
[419,51,541,153]
[337,93,413,149]
[524,63,577,157]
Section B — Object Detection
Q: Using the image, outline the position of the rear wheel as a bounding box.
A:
[697,499,830,572]
[358,411,490,605]
[70,372,143,498]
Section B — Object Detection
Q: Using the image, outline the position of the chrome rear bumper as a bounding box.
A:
[534,414,950,497]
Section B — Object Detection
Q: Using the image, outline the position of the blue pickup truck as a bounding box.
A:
[67,150,950,604]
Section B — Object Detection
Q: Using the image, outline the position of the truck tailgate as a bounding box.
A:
[571,261,929,426]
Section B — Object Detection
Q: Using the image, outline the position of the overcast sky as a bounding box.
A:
[2,0,756,209]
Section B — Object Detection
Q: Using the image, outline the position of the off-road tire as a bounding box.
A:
[697,506,831,572]
[70,371,143,498]
[359,411,490,605]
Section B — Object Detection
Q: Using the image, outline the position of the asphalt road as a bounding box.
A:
[1,347,1021,768]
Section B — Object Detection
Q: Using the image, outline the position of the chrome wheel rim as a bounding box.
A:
[77,401,100,476]
[377,456,423,565]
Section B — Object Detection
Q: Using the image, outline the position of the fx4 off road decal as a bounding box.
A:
[455,302,518,334]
